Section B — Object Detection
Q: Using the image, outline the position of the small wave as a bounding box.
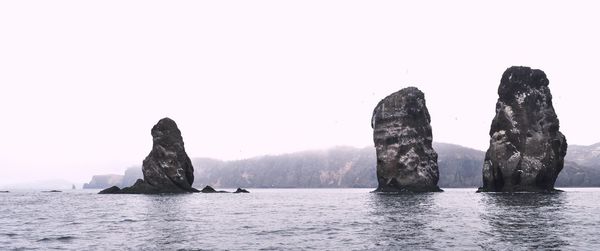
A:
[3,233,17,237]
[121,219,136,222]
[37,236,75,242]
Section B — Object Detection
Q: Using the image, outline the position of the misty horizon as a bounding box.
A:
[0,141,475,188]
[5,138,600,189]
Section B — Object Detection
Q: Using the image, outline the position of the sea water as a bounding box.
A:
[1,188,599,250]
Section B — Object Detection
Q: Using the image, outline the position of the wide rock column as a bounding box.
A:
[371,87,442,192]
[479,66,567,192]
[100,117,198,194]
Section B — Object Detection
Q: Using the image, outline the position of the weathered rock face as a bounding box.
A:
[100,118,198,194]
[142,117,196,191]
[371,87,441,192]
[479,66,567,192]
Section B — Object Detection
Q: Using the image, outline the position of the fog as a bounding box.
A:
[1,0,599,185]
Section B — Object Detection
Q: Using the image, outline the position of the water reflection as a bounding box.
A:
[140,194,199,249]
[367,193,437,249]
[479,192,569,250]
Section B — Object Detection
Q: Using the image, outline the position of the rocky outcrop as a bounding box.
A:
[479,66,567,192]
[100,118,199,194]
[371,87,441,192]
[200,185,228,193]
[234,188,250,193]
[99,179,168,194]
[200,185,218,193]
[196,186,248,193]
[98,186,121,194]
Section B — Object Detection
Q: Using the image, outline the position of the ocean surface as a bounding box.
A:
[1,188,600,250]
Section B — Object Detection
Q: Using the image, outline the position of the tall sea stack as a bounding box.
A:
[100,118,198,194]
[372,87,441,192]
[479,66,567,192]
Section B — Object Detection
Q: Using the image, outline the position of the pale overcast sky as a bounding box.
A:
[1,0,599,185]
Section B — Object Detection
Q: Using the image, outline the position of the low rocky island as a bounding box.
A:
[100,118,199,194]
[199,185,227,193]
[234,188,250,193]
[371,87,442,192]
[99,117,251,195]
[197,186,251,193]
[478,66,568,192]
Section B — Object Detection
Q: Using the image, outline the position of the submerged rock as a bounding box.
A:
[479,66,567,192]
[100,118,199,194]
[233,188,250,193]
[371,87,441,192]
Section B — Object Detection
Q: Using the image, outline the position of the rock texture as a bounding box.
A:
[479,66,567,192]
[100,118,199,194]
[371,87,441,192]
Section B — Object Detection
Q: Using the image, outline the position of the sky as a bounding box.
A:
[1,0,599,185]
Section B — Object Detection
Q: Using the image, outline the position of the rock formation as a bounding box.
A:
[98,186,121,194]
[100,118,199,194]
[479,66,567,192]
[234,188,250,193]
[371,87,441,192]
[200,185,218,193]
[200,185,228,193]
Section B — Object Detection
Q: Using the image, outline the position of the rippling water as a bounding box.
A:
[1,188,600,250]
